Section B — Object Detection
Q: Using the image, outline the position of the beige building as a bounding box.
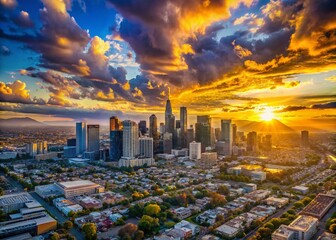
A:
[55,180,104,198]
[198,152,217,169]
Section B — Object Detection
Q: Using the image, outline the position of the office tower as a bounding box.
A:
[165,98,172,132]
[159,123,165,134]
[166,114,175,134]
[186,126,194,147]
[195,116,211,152]
[189,141,201,160]
[247,131,258,152]
[175,120,181,129]
[110,130,123,161]
[122,120,139,158]
[301,130,309,148]
[220,119,232,155]
[163,132,173,154]
[215,128,221,141]
[139,137,154,158]
[76,122,87,155]
[138,120,147,136]
[264,134,272,151]
[110,116,123,161]
[197,115,211,125]
[67,138,76,147]
[216,141,230,156]
[110,116,121,131]
[180,107,187,148]
[37,141,47,154]
[149,114,158,140]
[232,124,237,145]
[237,131,245,142]
[87,125,100,153]
[26,143,37,157]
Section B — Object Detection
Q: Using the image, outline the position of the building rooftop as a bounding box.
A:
[0,192,34,207]
[288,215,318,232]
[300,193,336,219]
[57,180,98,189]
[272,225,294,238]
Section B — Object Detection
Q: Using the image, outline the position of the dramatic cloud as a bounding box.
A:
[13,11,34,28]
[0,80,45,104]
[0,0,17,9]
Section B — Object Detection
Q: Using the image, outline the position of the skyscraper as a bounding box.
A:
[122,120,139,158]
[186,125,194,147]
[165,98,172,132]
[87,125,100,153]
[180,107,187,148]
[232,124,237,145]
[301,130,309,148]
[110,116,123,161]
[76,122,87,155]
[149,114,158,140]
[247,131,258,152]
[195,116,211,152]
[220,119,232,154]
[139,137,154,158]
[110,116,121,131]
[138,120,147,136]
[163,132,173,154]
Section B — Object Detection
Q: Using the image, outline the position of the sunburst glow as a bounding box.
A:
[260,108,275,121]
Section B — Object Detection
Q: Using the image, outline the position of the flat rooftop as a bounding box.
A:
[301,194,336,219]
[57,180,98,189]
[272,225,294,238]
[0,192,34,206]
[289,215,318,232]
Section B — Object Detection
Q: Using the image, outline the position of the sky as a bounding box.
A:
[0,0,335,129]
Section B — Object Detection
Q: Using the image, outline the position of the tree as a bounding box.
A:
[134,230,144,240]
[144,204,161,217]
[82,223,97,240]
[115,218,126,226]
[50,233,60,240]
[63,220,73,230]
[138,215,159,234]
[258,227,272,239]
[209,192,227,208]
[294,201,304,209]
[330,224,336,234]
[217,185,230,195]
[118,223,138,239]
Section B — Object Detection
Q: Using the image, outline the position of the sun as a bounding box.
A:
[260,108,275,121]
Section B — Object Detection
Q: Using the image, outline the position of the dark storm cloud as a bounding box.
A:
[311,102,336,109]
[277,105,307,112]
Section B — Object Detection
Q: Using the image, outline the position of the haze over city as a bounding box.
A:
[0,1,335,240]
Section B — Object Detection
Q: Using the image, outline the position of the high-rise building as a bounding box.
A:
[122,120,139,158]
[110,130,123,161]
[189,141,201,160]
[215,128,221,141]
[76,122,87,155]
[110,116,123,161]
[149,114,158,140]
[67,138,76,147]
[166,114,175,134]
[263,134,272,151]
[165,98,172,131]
[159,123,165,134]
[180,107,187,148]
[195,116,211,152]
[138,120,147,136]
[220,119,232,154]
[301,130,309,148]
[163,132,173,154]
[186,126,194,147]
[139,137,153,158]
[175,120,181,129]
[247,131,258,152]
[87,125,100,153]
[110,116,121,131]
[232,124,237,145]
[26,143,37,157]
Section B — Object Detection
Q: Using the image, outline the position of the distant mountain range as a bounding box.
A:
[0,117,47,127]
[235,119,294,133]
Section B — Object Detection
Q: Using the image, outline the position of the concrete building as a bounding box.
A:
[195,115,211,152]
[199,152,217,169]
[110,116,123,161]
[189,141,201,160]
[87,124,99,154]
[118,157,155,167]
[0,212,57,238]
[180,107,187,148]
[149,114,159,140]
[122,120,139,158]
[139,137,154,158]
[54,180,104,198]
[163,132,173,154]
[301,130,309,148]
[0,192,41,213]
[247,131,258,152]
[220,119,232,154]
[76,122,87,155]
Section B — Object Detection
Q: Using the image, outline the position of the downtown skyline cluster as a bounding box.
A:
[0,0,335,129]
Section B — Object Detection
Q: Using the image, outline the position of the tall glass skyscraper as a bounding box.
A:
[149,114,158,140]
[110,116,123,161]
[122,120,139,158]
[180,107,187,148]
[87,124,100,153]
[76,122,87,155]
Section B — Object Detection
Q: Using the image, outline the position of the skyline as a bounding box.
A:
[0,0,335,130]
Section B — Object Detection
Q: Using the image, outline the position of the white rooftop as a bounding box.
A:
[57,180,98,189]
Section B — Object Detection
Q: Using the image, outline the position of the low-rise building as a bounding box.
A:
[54,180,104,198]
[0,192,41,213]
[265,197,289,208]
[173,207,192,220]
